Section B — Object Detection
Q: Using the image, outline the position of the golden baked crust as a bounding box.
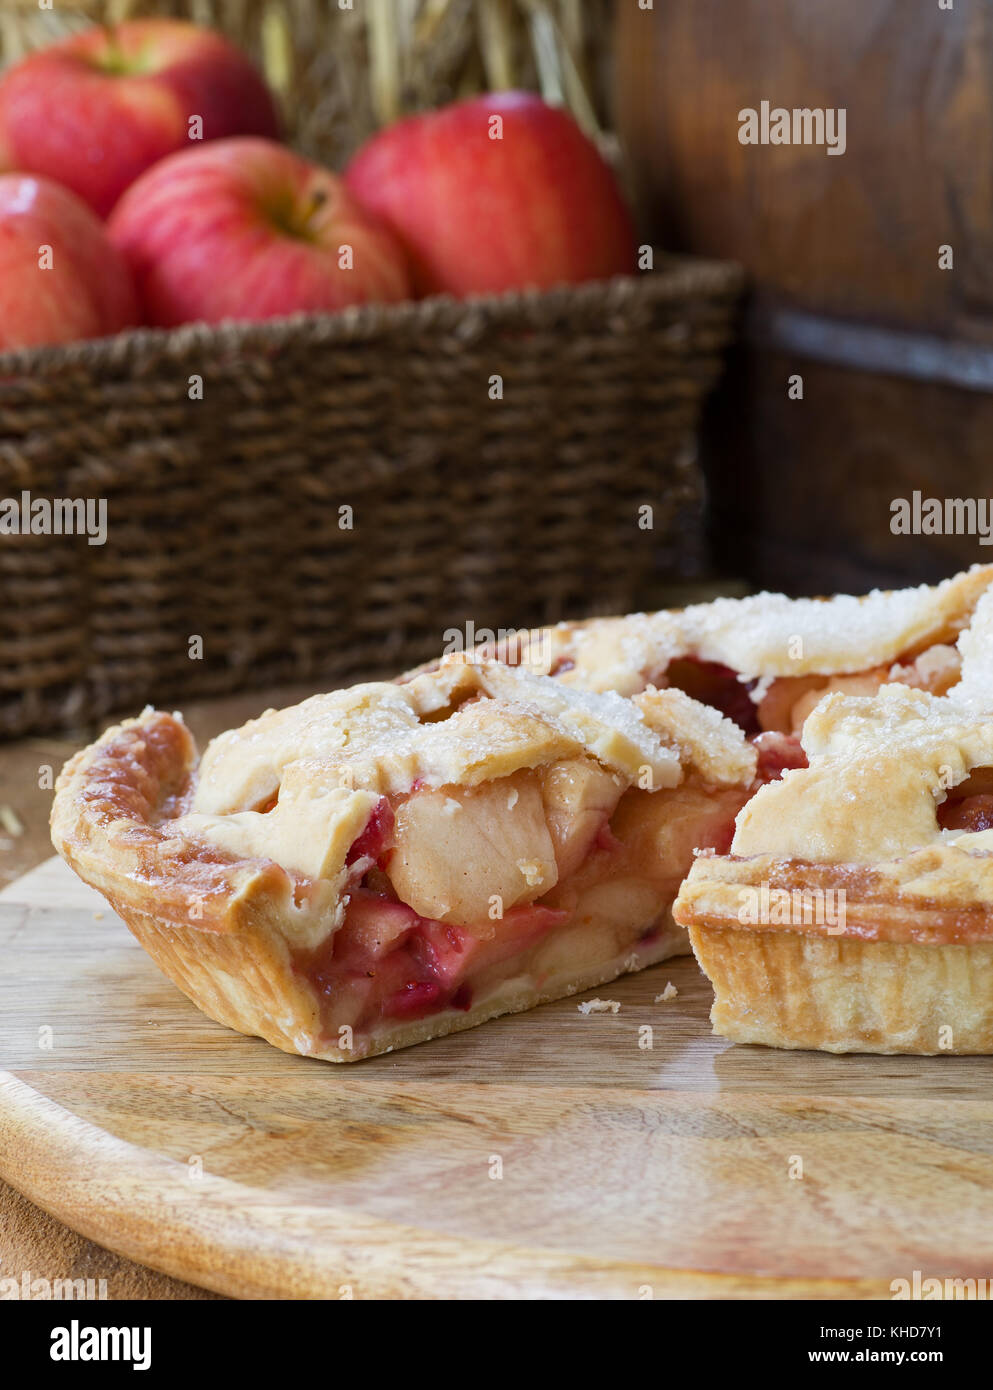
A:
[51,565,993,1061]
[688,927,993,1054]
[426,564,993,694]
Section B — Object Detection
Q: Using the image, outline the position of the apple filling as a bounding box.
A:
[750,643,962,736]
[294,758,748,1039]
[291,643,966,1044]
[646,643,962,739]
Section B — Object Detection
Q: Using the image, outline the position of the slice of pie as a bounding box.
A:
[52,660,756,1061]
[50,564,993,1061]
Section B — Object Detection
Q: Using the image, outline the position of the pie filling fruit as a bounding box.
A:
[303,629,957,1042]
[49,563,993,1059]
[296,769,749,1039]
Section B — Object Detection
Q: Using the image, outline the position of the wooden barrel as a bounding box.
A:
[616,0,993,593]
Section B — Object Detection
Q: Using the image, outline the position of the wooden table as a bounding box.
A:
[5,678,993,1299]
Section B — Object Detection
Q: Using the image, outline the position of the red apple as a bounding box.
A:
[0,20,280,218]
[0,174,138,351]
[107,138,412,327]
[344,91,637,297]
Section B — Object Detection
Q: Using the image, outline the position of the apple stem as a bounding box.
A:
[299,187,328,234]
[101,24,124,73]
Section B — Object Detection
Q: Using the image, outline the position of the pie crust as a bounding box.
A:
[51,563,993,1060]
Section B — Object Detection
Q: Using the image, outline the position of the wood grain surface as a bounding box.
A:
[617,0,986,331]
[5,856,993,1299]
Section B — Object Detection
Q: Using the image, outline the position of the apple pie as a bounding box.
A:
[51,564,993,1060]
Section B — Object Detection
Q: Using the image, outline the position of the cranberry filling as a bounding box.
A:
[346,797,395,866]
[300,741,753,1040]
[451,984,474,1011]
[752,731,808,785]
[938,794,993,833]
[387,980,443,1017]
[661,658,761,736]
[298,882,568,1032]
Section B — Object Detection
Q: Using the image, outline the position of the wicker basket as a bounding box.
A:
[0,1,744,739]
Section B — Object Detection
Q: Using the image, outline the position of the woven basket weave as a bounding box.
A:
[0,265,742,739]
[0,1,743,739]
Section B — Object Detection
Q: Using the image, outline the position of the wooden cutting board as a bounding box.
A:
[3,857,993,1300]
